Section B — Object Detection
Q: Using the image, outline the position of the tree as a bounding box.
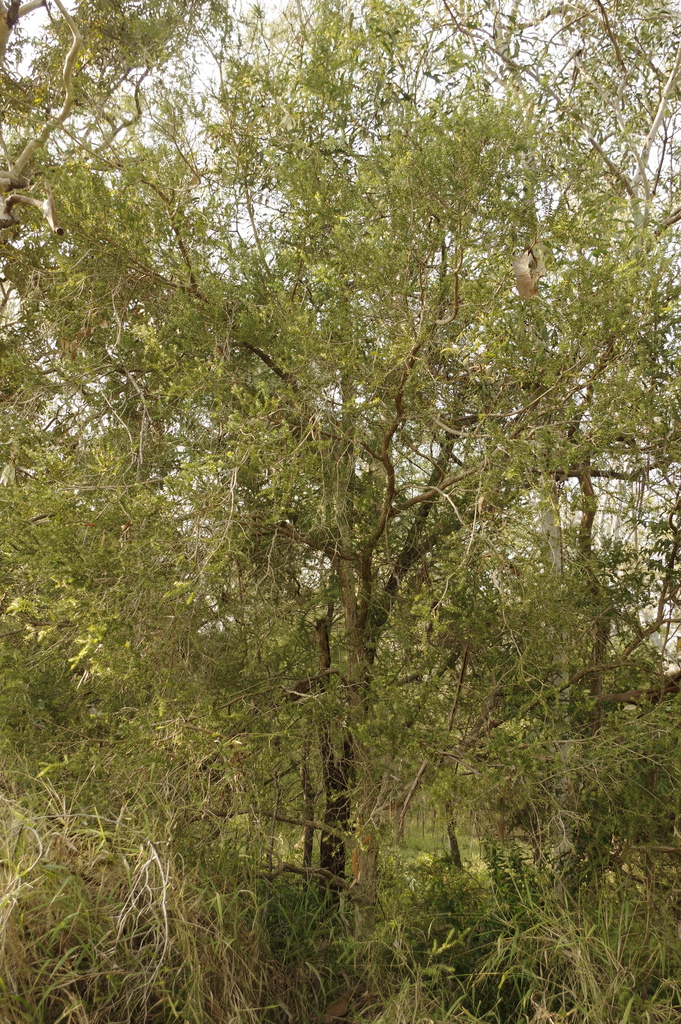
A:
[2,0,681,944]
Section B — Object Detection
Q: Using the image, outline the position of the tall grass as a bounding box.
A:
[0,782,268,1023]
[2,781,681,1024]
[369,847,681,1024]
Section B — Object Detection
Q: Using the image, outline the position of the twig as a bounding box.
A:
[447,646,469,733]
[170,720,247,744]
[397,759,429,838]
[258,809,347,841]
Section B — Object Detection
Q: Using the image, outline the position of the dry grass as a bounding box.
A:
[0,783,266,1023]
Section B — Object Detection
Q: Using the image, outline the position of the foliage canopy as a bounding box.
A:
[3,0,681,1019]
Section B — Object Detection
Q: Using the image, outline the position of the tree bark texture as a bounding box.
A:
[316,616,352,885]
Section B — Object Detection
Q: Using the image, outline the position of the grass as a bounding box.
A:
[2,777,681,1024]
[0,782,267,1023]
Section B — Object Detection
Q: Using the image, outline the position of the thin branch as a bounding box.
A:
[171,720,247,745]
[391,465,481,513]
[658,204,681,232]
[397,759,429,837]
[447,646,469,733]
[593,0,626,74]
[259,810,347,840]
[258,862,347,886]
[96,68,150,155]
[237,339,299,389]
[634,35,681,189]
[0,618,74,639]
[449,13,637,201]
[360,327,443,566]
[559,615,680,693]
[263,519,355,564]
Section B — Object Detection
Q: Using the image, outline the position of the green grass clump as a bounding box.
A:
[369,845,681,1024]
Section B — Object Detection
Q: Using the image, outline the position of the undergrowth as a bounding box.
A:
[1,779,681,1023]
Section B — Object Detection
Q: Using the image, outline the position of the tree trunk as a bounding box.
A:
[316,615,351,886]
[543,493,576,881]
[579,465,609,734]
[300,734,314,869]
[319,725,352,881]
[352,831,379,939]
[445,801,463,868]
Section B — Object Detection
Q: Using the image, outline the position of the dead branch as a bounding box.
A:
[257,861,347,886]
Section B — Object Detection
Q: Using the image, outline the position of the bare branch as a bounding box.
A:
[593,0,626,74]
[11,0,82,177]
[96,68,150,155]
[559,616,680,694]
[391,465,480,513]
[257,862,347,886]
[634,36,681,191]
[259,809,347,840]
[0,182,63,233]
[397,759,429,837]
[658,204,681,233]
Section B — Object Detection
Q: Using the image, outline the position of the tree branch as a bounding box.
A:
[658,204,681,233]
[237,339,299,389]
[0,0,46,63]
[257,861,347,886]
[1,182,64,233]
[259,809,347,840]
[634,35,681,190]
[559,615,680,694]
[391,465,480,513]
[11,0,82,177]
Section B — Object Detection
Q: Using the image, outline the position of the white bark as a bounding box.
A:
[0,0,45,64]
[634,37,681,192]
[10,0,82,178]
[0,0,80,235]
[0,183,64,233]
